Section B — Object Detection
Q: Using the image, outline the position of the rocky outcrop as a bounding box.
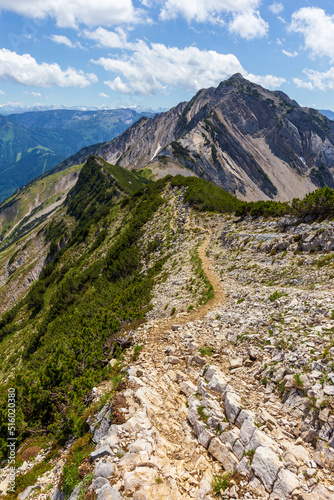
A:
[221,216,334,254]
[55,74,334,201]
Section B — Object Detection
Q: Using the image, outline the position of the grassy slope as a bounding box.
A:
[0,156,158,460]
[0,163,83,248]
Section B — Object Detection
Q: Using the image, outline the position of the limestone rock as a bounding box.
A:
[271,469,299,499]
[251,446,282,492]
[224,392,241,423]
[90,445,113,461]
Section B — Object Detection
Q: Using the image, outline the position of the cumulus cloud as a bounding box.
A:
[0,0,145,28]
[290,7,334,62]
[160,0,259,22]
[0,48,97,87]
[83,27,133,49]
[282,49,298,58]
[159,0,268,38]
[247,73,286,88]
[0,89,5,95]
[98,92,109,98]
[92,42,284,96]
[50,35,83,49]
[229,11,268,40]
[294,68,334,91]
[269,3,283,15]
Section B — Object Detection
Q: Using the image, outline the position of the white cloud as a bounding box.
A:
[282,49,298,58]
[105,76,133,94]
[83,27,132,49]
[160,0,260,22]
[24,91,42,97]
[159,0,267,38]
[247,73,286,89]
[0,48,97,87]
[269,3,283,15]
[98,92,109,98]
[50,35,83,49]
[229,11,268,40]
[290,8,334,62]
[294,68,334,91]
[0,89,5,95]
[0,0,145,29]
[92,41,284,95]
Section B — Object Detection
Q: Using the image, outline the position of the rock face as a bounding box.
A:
[58,73,334,201]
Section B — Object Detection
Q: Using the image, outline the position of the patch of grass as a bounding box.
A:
[199,346,213,357]
[4,458,54,499]
[197,405,209,423]
[268,290,286,302]
[61,434,94,499]
[211,472,232,497]
[170,307,176,316]
[155,476,163,484]
[293,373,303,388]
[191,248,214,305]
[171,176,240,214]
[243,449,255,464]
[132,344,143,361]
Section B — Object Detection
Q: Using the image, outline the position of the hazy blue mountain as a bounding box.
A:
[0,108,153,202]
[319,109,334,121]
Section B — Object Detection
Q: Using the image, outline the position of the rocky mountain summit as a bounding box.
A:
[1,181,333,500]
[57,74,334,201]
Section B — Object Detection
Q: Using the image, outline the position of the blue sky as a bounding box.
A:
[0,0,334,111]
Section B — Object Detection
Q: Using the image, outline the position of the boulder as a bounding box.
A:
[94,460,115,479]
[224,392,241,423]
[271,469,299,499]
[208,438,229,464]
[251,446,282,492]
[97,484,122,500]
[90,445,113,461]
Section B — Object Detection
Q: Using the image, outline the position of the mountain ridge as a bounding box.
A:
[51,74,334,201]
[0,108,154,202]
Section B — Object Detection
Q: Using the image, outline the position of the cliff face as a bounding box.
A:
[54,74,334,201]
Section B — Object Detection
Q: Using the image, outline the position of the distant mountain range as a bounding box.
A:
[320,109,334,121]
[0,103,168,116]
[0,108,154,202]
[55,74,334,201]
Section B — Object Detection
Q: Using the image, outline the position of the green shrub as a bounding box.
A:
[171,176,240,213]
[268,290,286,302]
[61,434,94,498]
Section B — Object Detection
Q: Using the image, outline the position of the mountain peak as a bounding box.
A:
[52,76,334,202]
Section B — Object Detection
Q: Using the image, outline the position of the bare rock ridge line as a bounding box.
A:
[55,73,334,201]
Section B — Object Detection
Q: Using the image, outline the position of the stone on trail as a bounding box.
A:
[224,392,241,423]
[97,484,122,500]
[94,460,115,479]
[208,437,229,463]
[251,446,282,492]
[90,445,113,461]
[271,469,300,499]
